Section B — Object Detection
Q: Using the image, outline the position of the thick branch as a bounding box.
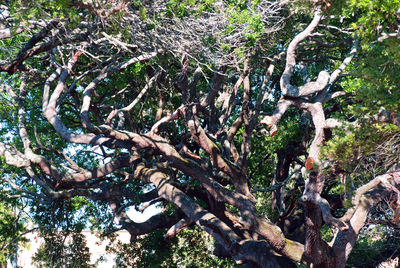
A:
[164,217,194,241]
[133,164,242,255]
[56,154,139,188]
[185,104,254,200]
[108,198,182,238]
[280,8,323,96]
[331,168,400,265]
[0,20,60,74]
[42,53,132,148]
[340,169,400,223]
[0,143,30,168]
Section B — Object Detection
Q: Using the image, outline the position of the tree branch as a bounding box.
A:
[331,168,400,265]
[0,20,60,74]
[280,7,323,96]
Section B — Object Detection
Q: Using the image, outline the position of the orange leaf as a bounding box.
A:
[187,151,201,160]
[305,157,314,170]
[72,51,83,61]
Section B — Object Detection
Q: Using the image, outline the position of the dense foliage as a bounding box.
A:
[0,0,399,267]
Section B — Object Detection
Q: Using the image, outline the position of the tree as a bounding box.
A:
[32,230,93,268]
[105,226,237,267]
[0,199,28,267]
[0,0,399,267]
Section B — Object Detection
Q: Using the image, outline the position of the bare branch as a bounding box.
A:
[42,52,127,147]
[0,143,30,168]
[80,51,161,131]
[328,39,357,85]
[376,32,400,42]
[106,71,160,124]
[331,168,400,263]
[150,105,184,134]
[0,27,24,40]
[133,163,241,252]
[280,7,323,96]
[0,20,60,74]
[340,169,400,223]
[164,218,194,241]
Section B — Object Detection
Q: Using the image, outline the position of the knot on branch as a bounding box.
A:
[300,195,309,202]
